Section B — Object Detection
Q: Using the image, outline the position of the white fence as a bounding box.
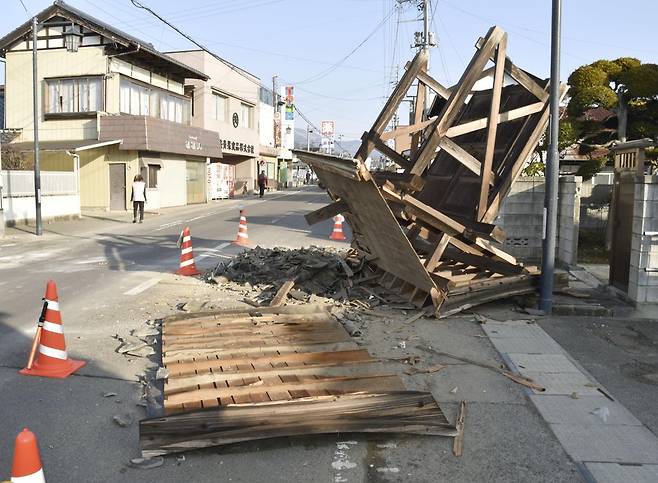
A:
[1,170,80,225]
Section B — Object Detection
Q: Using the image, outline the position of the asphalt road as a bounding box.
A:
[0,187,581,482]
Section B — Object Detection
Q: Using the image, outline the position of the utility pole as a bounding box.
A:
[306,126,312,151]
[32,16,42,236]
[422,0,429,52]
[539,0,562,314]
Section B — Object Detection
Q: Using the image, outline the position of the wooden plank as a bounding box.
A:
[415,69,451,100]
[443,247,525,276]
[371,134,413,170]
[453,400,466,457]
[355,49,428,161]
[304,200,348,226]
[166,350,373,377]
[270,280,295,307]
[425,234,451,272]
[478,34,507,220]
[408,26,506,178]
[164,374,403,406]
[473,237,517,265]
[437,137,489,180]
[166,360,384,395]
[380,117,436,142]
[411,80,427,159]
[163,341,359,364]
[445,102,545,138]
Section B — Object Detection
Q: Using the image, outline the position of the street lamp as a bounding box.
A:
[63,24,83,53]
[32,17,81,236]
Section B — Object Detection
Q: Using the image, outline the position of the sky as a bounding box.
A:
[1,0,657,141]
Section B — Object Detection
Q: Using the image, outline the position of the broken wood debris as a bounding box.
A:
[139,304,456,456]
[453,401,466,457]
[294,25,568,317]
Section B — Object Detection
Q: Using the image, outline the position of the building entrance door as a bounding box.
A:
[109,163,126,211]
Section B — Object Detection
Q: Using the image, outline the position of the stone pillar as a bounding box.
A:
[628,175,658,304]
[557,175,582,266]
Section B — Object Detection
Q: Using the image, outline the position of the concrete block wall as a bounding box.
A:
[495,177,545,262]
[628,175,658,304]
[557,176,582,266]
[495,176,581,265]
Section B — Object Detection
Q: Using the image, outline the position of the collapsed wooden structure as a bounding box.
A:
[296,26,568,316]
[139,304,457,456]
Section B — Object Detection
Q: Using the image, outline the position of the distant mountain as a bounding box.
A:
[293,128,360,157]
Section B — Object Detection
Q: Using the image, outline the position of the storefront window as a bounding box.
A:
[46,77,102,114]
[148,165,159,188]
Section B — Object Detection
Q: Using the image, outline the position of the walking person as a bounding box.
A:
[258,170,267,198]
[131,174,147,223]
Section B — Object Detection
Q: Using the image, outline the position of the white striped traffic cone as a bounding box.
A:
[11,428,45,483]
[19,280,85,379]
[330,214,346,241]
[233,209,250,246]
[176,227,201,276]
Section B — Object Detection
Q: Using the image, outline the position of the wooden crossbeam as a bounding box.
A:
[478,34,507,220]
[445,102,545,138]
[305,200,348,225]
[408,27,506,181]
[415,70,452,100]
[437,137,494,185]
[444,247,525,276]
[370,134,413,170]
[355,50,428,162]
[380,117,436,142]
[475,36,548,102]
[425,234,451,272]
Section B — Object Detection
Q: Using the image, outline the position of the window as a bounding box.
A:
[213,93,227,121]
[120,77,190,124]
[240,103,253,129]
[259,86,273,106]
[147,165,159,188]
[45,77,102,115]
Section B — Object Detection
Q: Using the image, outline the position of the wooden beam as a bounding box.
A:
[443,247,525,275]
[476,37,548,102]
[355,50,428,162]
[445,102,545,138]
[425,234,451,272]
[415,69,452,99]
[408,27,506,178]
[381,186,467,237]
[473,237,517,265]
[270,280,295,307]
[380,117,436,142]
[482,83,568,223]
[304,200,348,225]
[371,135,413,170]
[478,34,507,220]
[410,80,428,159]
[438,137,492,182]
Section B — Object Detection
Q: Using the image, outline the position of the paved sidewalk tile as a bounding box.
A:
[530,395,644,426]
[507,353,582,374]
[523,372,602,396]
[550,424,658,464]
[583,462,658,483]
[488,335,564,354]
[481,323,547,339]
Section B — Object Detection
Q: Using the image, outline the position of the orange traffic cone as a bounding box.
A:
[330,214,346,241]
[11,429,45,483]
[176,227,201,276]
[233,209,250,246]
[20,281,85,379]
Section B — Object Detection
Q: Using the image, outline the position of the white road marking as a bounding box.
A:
[197,241,232,259]
[123,277,161,296]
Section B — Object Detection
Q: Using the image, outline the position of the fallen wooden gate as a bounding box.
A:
[296,26,568,316]
[140,304,457,456]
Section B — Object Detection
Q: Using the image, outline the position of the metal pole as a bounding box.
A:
[539,0,562,314]
[32,16,42,236]
[306,127,310,151]
[423,0,429,50]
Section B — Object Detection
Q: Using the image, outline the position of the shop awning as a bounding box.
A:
[8,139,122,152]
[99,115,222,160]
[139,153,164,168]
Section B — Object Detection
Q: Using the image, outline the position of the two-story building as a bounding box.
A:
[0,1,223,212]
[167,50,259,195]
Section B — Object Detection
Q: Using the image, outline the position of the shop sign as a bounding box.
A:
[185,135,203,151]
[221,139,255,154]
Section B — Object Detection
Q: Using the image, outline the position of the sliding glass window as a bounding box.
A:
[45,77,102,115]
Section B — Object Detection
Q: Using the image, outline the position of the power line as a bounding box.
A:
[290,4,397,85]
[17,0,29,14]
